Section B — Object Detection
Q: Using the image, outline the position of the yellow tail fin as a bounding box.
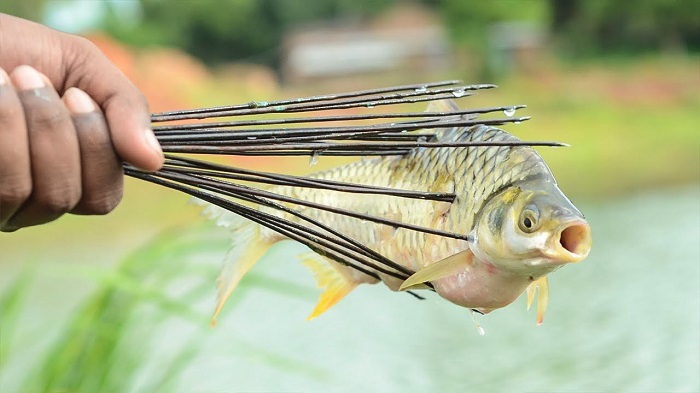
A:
[299,253,357,320]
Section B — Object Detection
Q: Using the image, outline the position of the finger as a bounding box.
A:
[5,65,82,229]
[63,39,163,171]
[103,85,164,172]
[0,68,32,231]
[63,87,123,215]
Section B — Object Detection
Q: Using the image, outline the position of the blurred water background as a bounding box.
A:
[1,1,698,392]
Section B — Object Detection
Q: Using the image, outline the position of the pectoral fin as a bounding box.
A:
[300,253,357,320]
[399,250,473,291]
[526,276,549,325]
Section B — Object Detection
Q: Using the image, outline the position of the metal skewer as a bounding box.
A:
[127,81,565,295]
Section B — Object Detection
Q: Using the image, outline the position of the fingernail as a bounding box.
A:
[64,88,96,114]
[12,65,45,90]
[144,129,164,157]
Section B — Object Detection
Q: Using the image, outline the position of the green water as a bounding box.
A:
[183,187,700,392]
[1,187,698,392]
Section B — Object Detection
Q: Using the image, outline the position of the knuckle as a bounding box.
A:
[126,90,150,114]
[66,35,100,61]
[82,190,122,215]
[0,97,20,121]
[73,35,96,50]
[0,180,32,206]
[135,90,148,107]
[27,104,67,130]
[75,114,110,144]
[36,187,81,214]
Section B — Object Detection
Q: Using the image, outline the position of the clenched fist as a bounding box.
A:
[0,13,164,231]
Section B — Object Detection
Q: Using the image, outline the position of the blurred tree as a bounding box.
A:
[550,0,700,54]
[438,0,548,50]
[433,0,548,79]
[0,0,48,22]
[10,0,687,68]
[103,0,396,67]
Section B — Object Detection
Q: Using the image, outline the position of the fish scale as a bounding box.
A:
[265,124,548,288]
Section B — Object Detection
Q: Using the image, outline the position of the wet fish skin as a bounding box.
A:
[208,103,591,324]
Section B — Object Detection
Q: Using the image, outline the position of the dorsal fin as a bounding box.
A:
[425,99,469,142]
[425,99,461,113]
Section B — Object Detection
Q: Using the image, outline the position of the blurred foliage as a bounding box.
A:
[0,224,320,392]
[2,0,697,67]
[550,0,700,55]
[103,0,397,66]
[0,0,45,21]
[439,0,548,48]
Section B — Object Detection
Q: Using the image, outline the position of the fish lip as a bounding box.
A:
[544,219,592,263]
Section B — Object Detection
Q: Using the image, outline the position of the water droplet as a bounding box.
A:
[469,309,486,336]
[452,88,466,98]
[366,104,375,108]
[246,136,257,140]
[514,120,522,125]
[257,101,269,108]
[414,86,428,93]
[503,107,516,117]
[274,105,286,111]
[309,151,320,166]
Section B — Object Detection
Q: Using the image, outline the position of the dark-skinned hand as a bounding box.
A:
[0,13,164,232]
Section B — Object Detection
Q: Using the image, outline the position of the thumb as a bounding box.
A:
[64,38,163,171]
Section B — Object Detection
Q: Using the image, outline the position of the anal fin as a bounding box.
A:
[526,276,549,325]
[300,253,357,320]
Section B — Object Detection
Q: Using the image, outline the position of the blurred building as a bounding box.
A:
[281,3,451,83]
[488,21,545,76]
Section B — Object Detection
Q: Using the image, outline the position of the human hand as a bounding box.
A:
[0,13,164,231]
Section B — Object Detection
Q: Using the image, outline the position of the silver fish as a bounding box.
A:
[204,100,592,326]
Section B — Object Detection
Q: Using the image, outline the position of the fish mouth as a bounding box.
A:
[546,220,592,263]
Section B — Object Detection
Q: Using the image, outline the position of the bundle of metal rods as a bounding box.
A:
[124,80,564,295]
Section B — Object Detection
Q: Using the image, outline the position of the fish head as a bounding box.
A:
[469,178,591,277]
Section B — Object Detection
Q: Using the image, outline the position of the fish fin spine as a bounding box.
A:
[299,252,357,320]
[193,198,246,229]
[525,276,549,325]
[399,250,473,291]
[425,99,461,113]
[211,222,273,327]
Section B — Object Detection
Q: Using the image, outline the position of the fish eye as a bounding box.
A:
[518,208,539,233]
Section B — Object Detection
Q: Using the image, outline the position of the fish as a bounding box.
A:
[202,100,592,327]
